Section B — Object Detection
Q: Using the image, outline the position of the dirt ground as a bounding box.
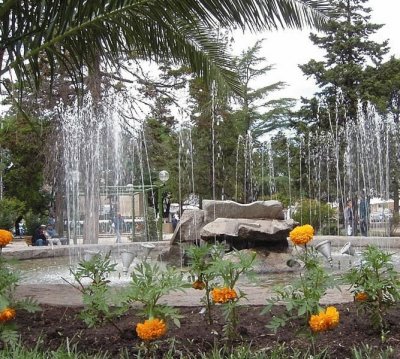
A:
[13,302,400,358]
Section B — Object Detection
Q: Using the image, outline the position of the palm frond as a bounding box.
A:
[0,0,333,91]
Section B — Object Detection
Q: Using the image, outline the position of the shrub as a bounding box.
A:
[186,243,225,324]
[208,249,256,341]
[342,245,400,341]
[66,252,126,332]
[264,225,337,333]
[292,199,336,233]
[0,198,25,231]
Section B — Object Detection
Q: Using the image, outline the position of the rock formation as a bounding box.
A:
[171,200,297,251]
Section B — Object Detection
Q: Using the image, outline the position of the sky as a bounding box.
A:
[231,0,400,103]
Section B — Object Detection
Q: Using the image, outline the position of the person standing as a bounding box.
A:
[113,213,124,243]
[344,200,354,236]
[359,191,369,236]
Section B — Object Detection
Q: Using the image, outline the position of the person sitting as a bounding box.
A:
[45,225,61,245]
[32,225,48,246]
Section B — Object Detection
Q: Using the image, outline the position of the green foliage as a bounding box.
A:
[0,255,40,345]
[1,0,331,96]
[144,207,158,241]
[186,243,224,324]
[23,211,49,236]
[193,342,330,359]
[0,116,51,216]
[299,0,389,123]
[342,245,400,340]
[292,199,336,233]
[351,343,395,359]
[209,249,256,289]
[0,338,111,358]
[264,246,336,333]
[67,252,126,332]
[390,212,400,237]
[208,249,256,341]
[0,198,25,231]
[187,245,256,339]
[123,261,188,325]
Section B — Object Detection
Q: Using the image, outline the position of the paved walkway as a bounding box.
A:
[14,283,354,307]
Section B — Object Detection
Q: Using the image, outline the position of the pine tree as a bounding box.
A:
[232,40,295,202]
[299,0,389,124]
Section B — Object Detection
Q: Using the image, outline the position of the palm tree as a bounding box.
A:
[0,0,332,92]
[0,0,332,245]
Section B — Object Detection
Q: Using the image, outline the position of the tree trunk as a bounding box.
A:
[82,55,102,244]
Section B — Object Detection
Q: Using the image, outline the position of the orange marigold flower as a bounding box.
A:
[309,306,339,332]
[355,292,368,301]
[0,229,13,247]
[192,280,206,290]
[289,224,314,246]
[309,312,329,332]
[325,306,339,329]
[136,318,167,341]
[211,287,237,304]
[0,307,16,322]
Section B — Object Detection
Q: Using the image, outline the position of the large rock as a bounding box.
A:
[200,218,296,251]
[224,249,301,273]
[203,200,284,223]
[170,209,205,244]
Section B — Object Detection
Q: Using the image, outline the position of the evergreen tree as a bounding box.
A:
[299,0,389,124]
[297,0,390,211]
[363,57,400,218]
[232,40,295,202]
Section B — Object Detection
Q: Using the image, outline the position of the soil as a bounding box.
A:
[13,302,400,358]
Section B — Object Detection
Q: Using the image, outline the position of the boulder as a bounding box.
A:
[170,209,204,244]
[203,200,284,223]
[200,218,297,251]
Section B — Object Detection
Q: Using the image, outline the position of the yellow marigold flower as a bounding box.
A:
[309,312,328,332]
[289,224,314,245]
[211,287,238,304]
[192,280,206,290]
[0,229,13,247]
[0,307,16,322]
[136,318,167,341]
[355,292,368,301]
[325,306,339,329]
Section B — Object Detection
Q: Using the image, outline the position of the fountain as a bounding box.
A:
[314,240,333,267]
[83,250,101,261]
[6,83,399,307]
[141,243,156,261]
[340,242,355,256]
[121,251,136,275]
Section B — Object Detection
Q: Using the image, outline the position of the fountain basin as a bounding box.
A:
[2,241,169,261]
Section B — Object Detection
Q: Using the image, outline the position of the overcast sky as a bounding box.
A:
[232,0,400,102]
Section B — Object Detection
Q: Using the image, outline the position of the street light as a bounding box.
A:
[158,170,169,240]
[159,170,169,183]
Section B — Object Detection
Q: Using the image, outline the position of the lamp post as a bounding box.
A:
[158,170,169,240]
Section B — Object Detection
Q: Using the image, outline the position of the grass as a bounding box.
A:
[0,340,395,359]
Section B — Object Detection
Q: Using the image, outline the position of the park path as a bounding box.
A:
[15,282,354,307]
